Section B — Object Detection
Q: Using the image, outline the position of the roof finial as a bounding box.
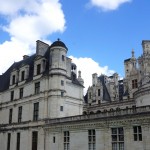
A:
[57,38,60,41]
[132,48,135,58]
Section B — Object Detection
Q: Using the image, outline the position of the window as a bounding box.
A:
[37,64,41,75]
[9,109,13,124]
[7,133,11,150]
[133,126,142,141]
[61,91,64,97]
[35,82,40,94]
[60,106,63,111]
[62,55,65,61]
[111,127,124,150]
[16,133,20,150]
[11,91,14,101]
[53,136,55,143]
[98,89,100,96]
[12,75,15,84]
[89,92,91,99]
[21,71,25,81]
[61,80,64,86]
[19,88,23,99]
[32,131,38,150]
[64,131,70,150]
[33,102,39,121]
[88,129,96,150]
[132,79,138,89]
[18,106,22,123]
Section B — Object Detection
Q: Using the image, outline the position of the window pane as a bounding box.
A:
[119,142,124,150]
[138,126,142,133]
[134,134,137,141]
[119,135,124,141]
[139,134,142,141]
[118,128,123,134]
[112,128,117,134]
[133,127,137,133]
[112,135,117,141]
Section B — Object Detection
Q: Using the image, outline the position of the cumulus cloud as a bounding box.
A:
[0,0,66,74]
[69,56,115,94]
[90,0,131,11]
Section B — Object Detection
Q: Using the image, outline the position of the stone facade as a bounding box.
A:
[0,40,150,150]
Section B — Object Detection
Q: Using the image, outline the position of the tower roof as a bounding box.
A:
[50,39,68,50]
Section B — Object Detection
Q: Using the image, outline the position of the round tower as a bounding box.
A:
[49,39,68,75]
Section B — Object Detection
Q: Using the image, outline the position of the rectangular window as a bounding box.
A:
[132,79,138,89]
[32,131,38,150]
[133,126,142,141]
[88,129,96,150]
[19,88,23,99]
[7,133,11,150]
[60,106,63,111]
[35,82,40,94]
[62,55,65,61]
[18,106,22,123]
[21,71,25,81]
[11,91,14,101]
[33,102,39,121]
[9,109,13,124]
[111,127,124,150]
[12,75,15,84]
[98,89,100,96]
[61,91,64,97]
[37,64,41,75]
[89,92,91,99]
[64,131,70,150]
[16,133,20,150]
[61,80,64,86]
[53,136,55,143]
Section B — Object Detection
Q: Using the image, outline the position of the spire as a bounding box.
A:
[132,49,135,58]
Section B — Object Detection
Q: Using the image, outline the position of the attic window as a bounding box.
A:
[12,75,15,84]
[21,71,25,81]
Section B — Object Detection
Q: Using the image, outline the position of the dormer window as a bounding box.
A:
[21,71,25,81]
[12,75,15,84]
[37,64,41,75]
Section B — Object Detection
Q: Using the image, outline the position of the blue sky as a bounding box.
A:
[0,0,150,92]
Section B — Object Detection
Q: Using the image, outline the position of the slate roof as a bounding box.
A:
[0,40,81,92]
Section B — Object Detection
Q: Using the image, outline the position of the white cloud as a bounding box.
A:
[69,56,115,94]
[0,0,66,74]
[90,0,131,11]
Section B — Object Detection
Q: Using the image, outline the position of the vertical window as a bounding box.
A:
[61,80,64,86]
[98,89,100,96]
[21,71,25,81]
[53,136,55,143]
[18,106,22,123]
[33,102,39,121]
[35,82,40,94]
[19,88,23,99]
[11,91,14,101]
[60,106,63,111]
[89,92,91,99]
[12,75,15,84]
[37,64,41,75]
[16,133,20,150]
[111,127,124,150]
[64,131,70,150]
[9,109,13,124]
[32,131,38,150]
[61,91,64,97]
[88,129,96,150]
[132,79,138,89]
[7,133,11,150]
[133,126,142,141]
[62,55,65,61]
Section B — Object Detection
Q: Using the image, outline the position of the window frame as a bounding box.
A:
[35,82,40,94]
[37,64,41,75]
[33,102,39,121]
[88,129,96,150]
[10,91,14,101]
[9,108,13,124]
[133,126,142,141]
[32,131,38,150]
[19,88,23,99]
[64,131,70,150]
[7,133,11,150]
[16,132,20,150]
[18,106,22,123]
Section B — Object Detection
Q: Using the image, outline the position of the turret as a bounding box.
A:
[78,70,84,85]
